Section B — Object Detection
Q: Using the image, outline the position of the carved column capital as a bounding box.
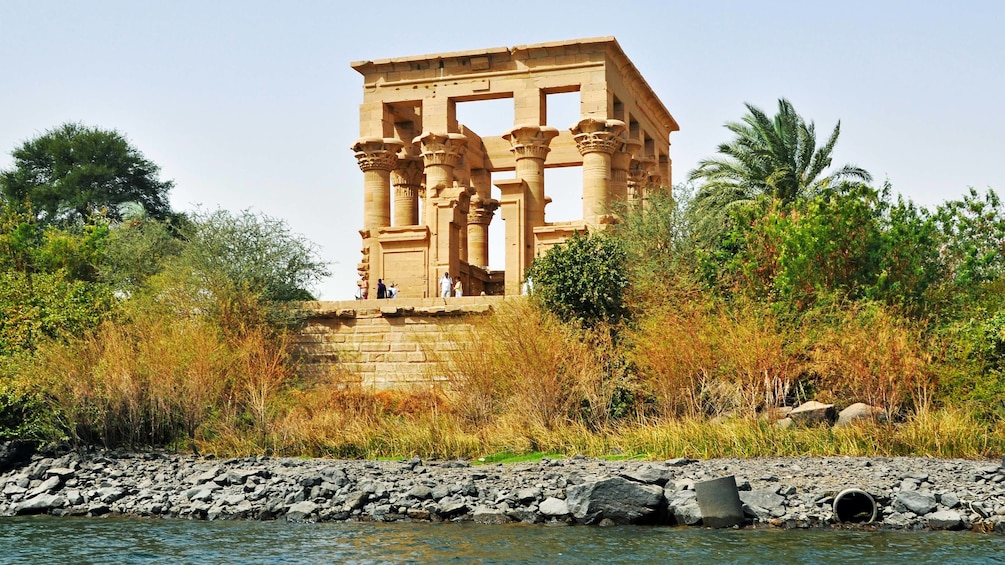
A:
[612,137,642,171]
[571,118,626,156]
[503,125,560,160]
[391,156,424,188]
[414,131,467,168]
[467,198,500,225]
[352,137,403,172]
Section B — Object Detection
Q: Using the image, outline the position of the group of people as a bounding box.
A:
[356,280,399,300]
[440,272,463,298]
[356,274,463,299]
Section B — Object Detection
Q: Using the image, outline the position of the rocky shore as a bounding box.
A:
[3,443,1005,533]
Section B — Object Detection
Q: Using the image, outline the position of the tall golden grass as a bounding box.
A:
[14,292,1003,461]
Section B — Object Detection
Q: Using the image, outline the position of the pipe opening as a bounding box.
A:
[833,488,877,523]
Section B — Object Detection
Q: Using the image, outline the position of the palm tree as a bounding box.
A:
[687,99,871,243]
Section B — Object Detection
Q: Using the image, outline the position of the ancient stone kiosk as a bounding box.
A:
[351,37,679,298]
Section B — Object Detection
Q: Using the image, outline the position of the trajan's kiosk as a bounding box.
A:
[351,37,679,298]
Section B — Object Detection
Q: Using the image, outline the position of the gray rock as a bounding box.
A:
[622,464,672,486]
[927,509,964,530]
[472,506,510,524]
[45,467,76,480]
[539,497,569,516]
[14,493,66,515]
[436,497,468,518]
[287,500,318,522]
[407,485,432,500]
[515,487,542,503]
[565,476,664,525]
[29,475,61,496]
[344,490,369,512]
[895,490,937,516]
[96,487,125,504]
[739,489,786,517]
[939,492,961,509]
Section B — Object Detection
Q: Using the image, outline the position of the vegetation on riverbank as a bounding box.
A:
[4,105,1005,461]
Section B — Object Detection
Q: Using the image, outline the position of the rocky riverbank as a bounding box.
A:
[2,444,1005,532]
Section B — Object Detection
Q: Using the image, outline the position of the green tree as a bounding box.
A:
[526,231,629,328]
[0,123,174,225]
[688,99,871,246]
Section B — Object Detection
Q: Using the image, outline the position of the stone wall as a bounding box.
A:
[294,297,511,389]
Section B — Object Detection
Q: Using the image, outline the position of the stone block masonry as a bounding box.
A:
[294,297,512,389]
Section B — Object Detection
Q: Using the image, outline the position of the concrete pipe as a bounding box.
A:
[695,475,745,528]
[833,488,878,523]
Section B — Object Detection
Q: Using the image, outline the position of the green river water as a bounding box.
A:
[2,516,1004,564]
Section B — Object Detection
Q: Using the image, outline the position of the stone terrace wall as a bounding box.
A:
[294,297,512,389]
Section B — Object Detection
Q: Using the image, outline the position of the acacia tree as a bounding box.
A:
[0,123,174,225]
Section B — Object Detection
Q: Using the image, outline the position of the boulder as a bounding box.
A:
[666,490,702,526]
[895,490,937,516]
[565,476,664,525]
[740,489,786,519]
[286,500,318,522]
[539,497,570,516]
[927,509,964,530]
[788,401,836,426]
[472,506,511,524]
[622,464,672,486]
[13,493,66,515]
[835,403,887,427]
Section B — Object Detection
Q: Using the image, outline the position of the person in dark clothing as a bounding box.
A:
[377,278,387,299]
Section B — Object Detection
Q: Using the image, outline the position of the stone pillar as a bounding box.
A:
[353,137,403,230]
[503,125,559,228]
[611,137,640,207]
[391,157,423,226]
[467,199,498,269]
[628,156,652,204]
[415,131,467,296]
[572,119,625,226]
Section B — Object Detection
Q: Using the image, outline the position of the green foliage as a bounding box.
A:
[179,209,330,303]
[932,188,1005,293]
[526,231,629,327]
[0,123,174,225]
[688,98,871,248]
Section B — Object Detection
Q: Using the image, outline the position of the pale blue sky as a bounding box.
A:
[2,1,1003,299]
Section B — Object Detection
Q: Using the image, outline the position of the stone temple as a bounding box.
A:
[351,37,678,298]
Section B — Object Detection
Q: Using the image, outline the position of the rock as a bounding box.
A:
[835,403,887,427]
[343,490,369,512]
[565,476,664,525]
[407,485,433,500]
[895,490,937,516]
[927,509,964,530]
[45,467,76,480]
[28,475,61,496]
[623,464,672,486]
[515,487,542,503]
[539,497,570,516]
[788,401,835,426]
[436,497,468,518]
[472,506,510,524]
[96,487,125,504]
[739,489,786,517]
[939,492,961,509]
[286,500,318,522]
[13,493,65,515]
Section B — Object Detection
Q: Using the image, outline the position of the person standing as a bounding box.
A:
[440,271,452,298]
[377,278,387,299]
[453,276,463,297]
[389,282,398,298]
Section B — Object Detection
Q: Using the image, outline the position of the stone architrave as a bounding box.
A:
[572,118,625,226]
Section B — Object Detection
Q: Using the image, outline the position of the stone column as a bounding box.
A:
[391,157,423,226]
[467,199,498,269]
[628,156,653,204]
[353,137,403,230]
[503,125,559,229]
[611,137,640,207]
[415,131,467,296]
[572,119,625,226]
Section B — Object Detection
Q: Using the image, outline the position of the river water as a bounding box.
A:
[2,516,1004,564]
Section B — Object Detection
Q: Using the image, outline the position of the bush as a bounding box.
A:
[526,231,629,328]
